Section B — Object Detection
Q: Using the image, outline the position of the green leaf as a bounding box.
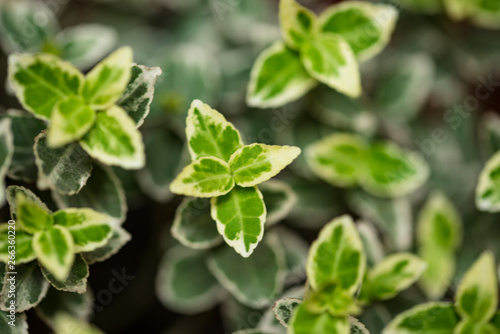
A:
[36,288,93,327]
[0,311,28,334]
[81,46,133,109]
[320,2,398,62]
[398,0,442,13]
[170,157,235,198]
[455,251,498,323]
[211,186,267,257]
[443,0,474,21]
[0,118,13,207]
[80,105,145,169]
[306,283,360,316]
[247,42,317,109]
[83,224,130,264]
[476,151,500,212]
[53,313,104,334]
[156,246,224,314]
[6,185,49,221]
[57,24,118,70]
[417,192,462,299]
[186,99,243,162]
[0,262,49,313]
[306,215,366,294]
[40,254,89,294]
[171,197,222,250]
[8,53,84,120]
[454,320,498,334]
[229,144,300,187]
[470,0,500,29]
[349,317,370,334]
[289,303,350,334]
[0,225,36,264]
[233,330,281,334]
[53,163,127,222]
[207,233,285,308]
[260,180,297,226]
[275,226,308,285]
[3,110,45,182]
[279,0,318,49]
[118,64,162,127]
[300,32,361,98]
[273,297,302,328]
[34,132,93,195]
[357,221,385,267]
[47,97,96,147]
[53,208,113,252]
[33,225,75,281]
[16,192,53,234]
[361,253,427,302]
[383,302,458,334]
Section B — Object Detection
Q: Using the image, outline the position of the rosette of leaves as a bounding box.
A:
[0,0,117,70]
[247,0,399,108]
[169,100,301,257]
[384,251,500,334]
[8,47,161,196]
[306,133,430,198]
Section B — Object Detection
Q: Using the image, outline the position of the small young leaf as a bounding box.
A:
[362,253,427,302]
[279,0,318,50]
[247,42,317,109]
[6,185,49,221]
[36,288,94,327]
[81,46,133,109]
[0,311,28,334]
[33,225,75,281]
[186,99,243,162]
[34,132,93,196]
[0,225,35,264]
[300,33,361,98]
[53,313,104,334]
[383,302,458,334]
[156,246,224,315]
[0,262,49,313]
[16,192,53,233]
[260,180,297,226]
[8,53,84,120]
[349,317,370,334]
[0,118,13,206]
[80,105,145,169]
[206,233,285,308]
[455,251,498,323]
[273,297,302,328]
[40,254,89,294]
[83,224,130,264]
[307,283,360,316]
[211,186,266,258]
[229,144,301,187]
[288,303,350,334]
[171,197,222,250]
[170,157,235,198]
[118,64,162,127]
[476,151,500,212]
[47,97,96,147]
[319,2,398,62]
[307,215,366,294]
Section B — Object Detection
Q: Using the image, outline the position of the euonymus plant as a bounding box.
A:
[247,0,398,108]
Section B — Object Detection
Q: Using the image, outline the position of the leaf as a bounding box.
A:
[306,215,366,294]
[288,303,350,334]
[0,262,49,313]
[229,144,301,187]
[80,105,145,169]
[118,64,162,127]
[0,225,36,264]
[455,251,498,323]
[454,320,498,334]
[382,302,458,334]
[0,311,28,334]
[53,313,104,334]
[211,186,267,257]
[233,330,281,334]
[171,197,222,250]
[357,221,385,267]
[36,288,93,327]
[170,157,235,198]
[47,97,96,147]
[417,192,462,299]
[349,317,370,334]
[206,233,285,308]
[53,163,127,222]
[53,208,113,252]
[0,118,13,207]
[16,192,53,233]
[8,53,84,120]
[3,110,45,182]
[156,246,224,315]
[306,283,360,316]
[81,46,133,109]
[34,132,93,195]
[300,32,361,98]
[476,151,500,212]
[279,0,318,49]
[275,226,308,285]
[319,2,398,62]
[40,254,89,294]
[83,224,130,264]
[247,42,317,109]
[33,225,75,281]
[57,24,118,70]
[260,180,297,226]
[186,99,243,162]
[6,185,49,221]
[273,297,302,328]
[361,253,427,302]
